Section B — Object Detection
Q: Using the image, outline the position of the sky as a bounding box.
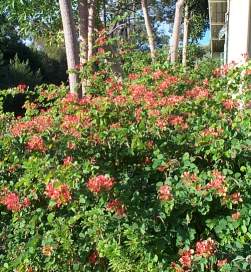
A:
[199,30,210,46]
[158,22,211,46]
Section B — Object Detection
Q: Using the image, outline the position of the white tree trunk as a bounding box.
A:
[141,0,156,61]
[182,3,189,67]
[59,0,80,95]
[78,0,89,95]
[78,0,88,64]
[170,0,185,63]
[88,0,96,60]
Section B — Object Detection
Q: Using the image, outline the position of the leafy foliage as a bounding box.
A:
[0,58,250,271]
[0,54,42,89]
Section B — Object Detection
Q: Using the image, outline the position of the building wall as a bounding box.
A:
[227,0,251,63]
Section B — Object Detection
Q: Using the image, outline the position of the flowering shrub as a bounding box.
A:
[0,60,250,271]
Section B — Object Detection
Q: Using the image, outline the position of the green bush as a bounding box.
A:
[0,55,42,89]
[0,60,250,271]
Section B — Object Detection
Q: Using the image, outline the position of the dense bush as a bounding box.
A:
[0,55,42,89]
[0,15,67,90]
[0,60,250,271]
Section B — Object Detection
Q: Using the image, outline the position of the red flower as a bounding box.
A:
[45,183,60,199]
[10,115,53,137]
[185,86,209,99]
[97,48,105,55]
[22,197,31,208]
[179,249,193,268]
[170,262,184,272]
[96,35,107,46]
[45,182,71,207]
[107,199,126,217]
[156,118,167,130]
[17,83,27,92]
[213,63,236,77]
[128,73,140,80]
[203,78,209,86]
[2,192,21,212]
[182,172,198,184]
[157,165,167,172]
[158,76,179,92]
[231,211,241,220]
[135,108,142,122]
[195,238,216,257]
[144,157,152,164]
[75,63,83,70]
[230,192,243,204]
[217,259,228,267]
[67,141,76,150]
[201,127,223,138]
[205,170,226,196]
[113,95,127,106]
[87,175,115,194]
[60,114,81,138]
[158,95,184,107]
[159,185,172,201]
[146,140,154,150]
[88,250,99,265]
[26,135,46,152]
[222,99,238,110]
[63,156,73,166]
[168,115,188,129]
[129,84,147,103]
[61,93,78,104]
[168,115,184,126]
[59,184,71,204]
[152,70,165,80]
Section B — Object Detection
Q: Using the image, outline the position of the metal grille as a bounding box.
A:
[208,0,228,52]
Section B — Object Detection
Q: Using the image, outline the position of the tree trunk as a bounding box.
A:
[103,0,107,28]
[78,0,88,64]
[170,0,185,63]
[59,0,80,96]
[78,0,88,95]
[182,3,189,67]
[88,0,96,60]
[141,0,155,62]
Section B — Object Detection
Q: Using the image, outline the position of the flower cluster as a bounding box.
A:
[63,156,73,166]
[185,86,209,99]
[17,83,27,92]
[181,172,198,184]
[179,249,194,268]
[87,175,115,193]
[205,170,226,196]
[158,185,172,201]
[0,191,30,212]
[195,238,216,257]
[26,135,46,152]
[230,192,243,204]
[10,115,53,137]
[60,114,81,138]
[107,199,126,217]
[201,127,223,138]
[177,238,216,269]
[168,115,188,129]
[157,76,179,92]
[158,95,184,107]
[213,62,236,77]
[222,99,238,110]
[217,259,228,268]
[231,211,241,220]
[45,182,71,207]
